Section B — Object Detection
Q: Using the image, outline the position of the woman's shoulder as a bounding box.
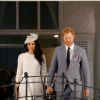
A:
[18,52,26,58]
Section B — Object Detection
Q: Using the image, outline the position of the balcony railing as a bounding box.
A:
[0,72,100,100]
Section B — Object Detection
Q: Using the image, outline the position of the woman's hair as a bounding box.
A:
[24,40,43,65]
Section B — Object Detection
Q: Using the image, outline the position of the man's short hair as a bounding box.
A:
[62,27,76,36]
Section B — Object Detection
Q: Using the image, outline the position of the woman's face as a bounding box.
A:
[27,41,35,52]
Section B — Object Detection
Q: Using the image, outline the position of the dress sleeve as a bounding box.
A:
[15,54,23,86]
[41,54,48,85]
[41,54,47,76]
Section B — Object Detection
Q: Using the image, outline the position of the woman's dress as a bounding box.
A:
[16,52,47,100]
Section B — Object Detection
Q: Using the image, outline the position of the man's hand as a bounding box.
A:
[83,88,89,97]
[47,86,53,94]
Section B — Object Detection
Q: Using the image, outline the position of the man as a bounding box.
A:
[47,27,90,100]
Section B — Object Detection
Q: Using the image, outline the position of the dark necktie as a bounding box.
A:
[67,47,70,67]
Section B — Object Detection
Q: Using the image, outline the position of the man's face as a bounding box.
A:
[63,32,75,46]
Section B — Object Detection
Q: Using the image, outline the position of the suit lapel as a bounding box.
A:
[61,45,77,70]
[67,45,77,70]
[71,45,77,62]
[61,45,67,69]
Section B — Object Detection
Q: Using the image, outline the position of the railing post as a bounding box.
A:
[74,79,77,100]
[12,77,16,99]
[62,73,64,100]
[43,76,46,99]
[24,72,28,100]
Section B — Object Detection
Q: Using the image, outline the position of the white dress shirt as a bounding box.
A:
[65,43,74,60]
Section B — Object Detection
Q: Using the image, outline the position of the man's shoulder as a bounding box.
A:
[56,45,64,49]
[55,45,64,51]
[75,44,85,52]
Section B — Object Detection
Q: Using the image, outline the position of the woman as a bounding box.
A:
[15,33,47,100]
